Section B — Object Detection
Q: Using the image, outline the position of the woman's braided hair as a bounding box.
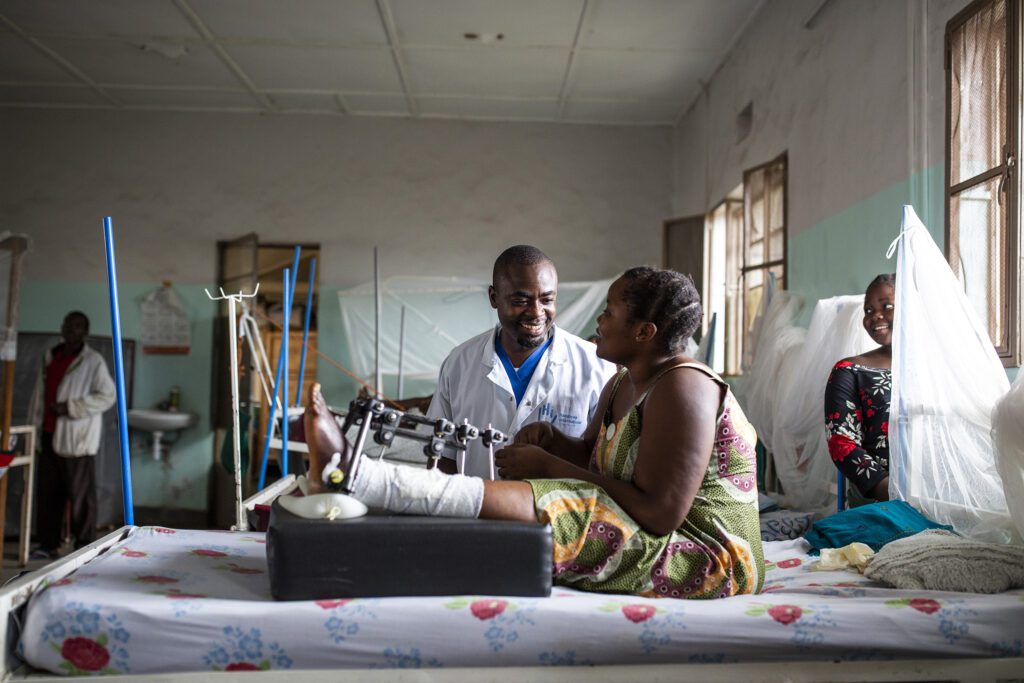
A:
[620,266,702,354]
[867,272,896,292]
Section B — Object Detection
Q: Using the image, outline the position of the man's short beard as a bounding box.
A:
[516,333,545,349]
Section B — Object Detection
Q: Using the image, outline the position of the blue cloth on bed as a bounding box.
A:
[803,500,954,554]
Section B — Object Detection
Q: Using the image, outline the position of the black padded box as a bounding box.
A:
[266,499,553,600]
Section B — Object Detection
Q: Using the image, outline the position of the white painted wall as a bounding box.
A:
[673,0,970,231]
[4,110,672,286]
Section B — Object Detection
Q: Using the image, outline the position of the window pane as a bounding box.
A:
[746,167,765,253]
[769,228,784,263]
[725,201,744,375]
[949,0,1007,184]
[742,272,764,369]
[769,166,785,231]
[748,238,764,267]
[950,175,1007,349]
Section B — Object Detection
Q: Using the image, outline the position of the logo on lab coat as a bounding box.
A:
[540,402,582,430]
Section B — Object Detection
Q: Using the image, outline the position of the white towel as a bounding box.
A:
[864,529,1024,593]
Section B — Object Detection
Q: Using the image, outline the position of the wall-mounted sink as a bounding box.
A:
[127,409,197,432]
[127,409,198,460]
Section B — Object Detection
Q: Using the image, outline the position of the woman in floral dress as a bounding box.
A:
[306,267,763,599]
[824,274,894,501]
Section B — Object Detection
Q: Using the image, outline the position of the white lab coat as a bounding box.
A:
[28,344,116,457]
[426,325,615,478]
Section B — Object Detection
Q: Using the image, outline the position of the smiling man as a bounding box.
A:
[427,245,614,478]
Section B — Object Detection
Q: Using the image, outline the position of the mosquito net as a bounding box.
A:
[889,206,1017,544]
[771,295,876,514]
[338,276,612,394]
[993,370,1024,541]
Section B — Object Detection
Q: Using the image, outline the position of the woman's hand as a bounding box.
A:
[494,443,556,480]
[513,422,556,449]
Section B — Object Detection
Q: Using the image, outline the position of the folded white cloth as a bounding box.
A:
[865,529,1024,593]
[813,542,874,572]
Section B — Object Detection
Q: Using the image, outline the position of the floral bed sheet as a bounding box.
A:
[20,527,1024,675]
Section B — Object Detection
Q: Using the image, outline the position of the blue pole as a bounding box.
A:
[257,248,301,489]
[295,256,316,406]
[281,267,291,475]
[102,217,135,526]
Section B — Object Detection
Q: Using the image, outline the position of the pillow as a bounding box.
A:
[803,500,952,554]
[865,529,1024,593]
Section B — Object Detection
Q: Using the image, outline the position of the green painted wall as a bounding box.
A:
[20,280,215,510]
[787,163,1019,381]
[788,165,944,326]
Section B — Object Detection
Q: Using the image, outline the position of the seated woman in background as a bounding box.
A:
[824,273,895,502]
[306,267,764,599]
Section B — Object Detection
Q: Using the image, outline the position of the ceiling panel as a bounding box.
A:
[404,47,568,97]
[0,84,109,105]
[0,0,198,39]
[569,48,711,100]
[268,91,344,111]
[110,87,260,108]
[391,0,584,47]
[582,0,760,51]
[0,0,762,124]
[563,98,680,124]
[188,0,387,45]
[0,33,75,82]
[227,45,401,91]
[38,36,239,87]
[345,92,409,114]
[417,95,558,120]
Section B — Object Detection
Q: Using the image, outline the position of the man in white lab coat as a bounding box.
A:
[28,311,116,558]
[427,245,614,479]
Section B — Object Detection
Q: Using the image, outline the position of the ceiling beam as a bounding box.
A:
[0,13,120,107]
[374,0,416,117]
[172,0,276,111]
[556,0,590,120]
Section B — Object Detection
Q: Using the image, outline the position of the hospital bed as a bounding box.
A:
[4,225,1021,681]
[2,521,1022,681]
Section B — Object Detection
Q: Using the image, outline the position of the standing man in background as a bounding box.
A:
[427,245,615,478]
[28,311,115,559]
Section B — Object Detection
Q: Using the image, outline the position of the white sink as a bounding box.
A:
[127,409,197,432]
[127,410,198,461]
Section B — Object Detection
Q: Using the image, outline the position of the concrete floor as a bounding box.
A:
[0,538,62,585]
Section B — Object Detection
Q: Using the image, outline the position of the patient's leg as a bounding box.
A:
[305,383,535,521]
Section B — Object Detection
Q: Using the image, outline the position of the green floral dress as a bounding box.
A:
[527,363,764,599]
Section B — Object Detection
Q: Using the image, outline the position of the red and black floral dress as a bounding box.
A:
[824,360,891,496]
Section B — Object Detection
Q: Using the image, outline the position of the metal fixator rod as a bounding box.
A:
[373,246,383,398]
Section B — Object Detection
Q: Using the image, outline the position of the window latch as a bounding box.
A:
[998,153,1015,203]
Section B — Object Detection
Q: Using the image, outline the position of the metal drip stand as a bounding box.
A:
[206,283,260,531]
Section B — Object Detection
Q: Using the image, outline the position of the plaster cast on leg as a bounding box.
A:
[304,382,481,517]
[348,457,484,518]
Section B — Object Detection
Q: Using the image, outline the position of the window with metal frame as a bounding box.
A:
[738,154,788,374]
[945,0,1021,365]
[704,195,743,374]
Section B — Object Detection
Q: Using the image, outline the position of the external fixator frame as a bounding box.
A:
[321,397,507,489]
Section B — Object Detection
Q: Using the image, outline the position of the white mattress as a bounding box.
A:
[19,526,1024,675]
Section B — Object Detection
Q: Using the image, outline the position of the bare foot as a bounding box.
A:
[304,383,355,493]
